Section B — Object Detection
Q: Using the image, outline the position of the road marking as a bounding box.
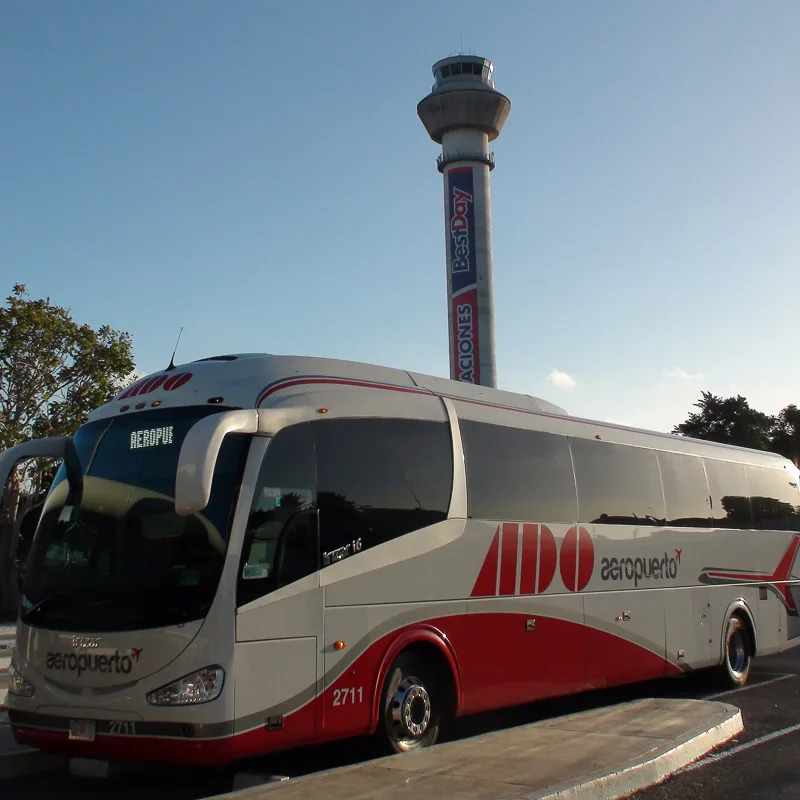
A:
[707,672,795,699]
[678,721,800,774]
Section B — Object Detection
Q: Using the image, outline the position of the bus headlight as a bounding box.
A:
[146,666,225,706]
[7,661,35,698]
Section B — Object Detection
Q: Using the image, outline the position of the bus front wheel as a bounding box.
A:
[377,651,444,754]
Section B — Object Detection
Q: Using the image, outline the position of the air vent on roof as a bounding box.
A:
[193,355,239,362]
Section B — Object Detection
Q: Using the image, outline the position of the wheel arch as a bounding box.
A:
[368,624,463,734]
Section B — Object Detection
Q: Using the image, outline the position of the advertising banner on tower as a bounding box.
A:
[447,167,480,384]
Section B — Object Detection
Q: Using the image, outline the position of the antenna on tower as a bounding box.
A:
[165,326,184,372]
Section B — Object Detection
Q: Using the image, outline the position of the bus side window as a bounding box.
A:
[313,417,453,563]
[236,423,318,607]
[570,438,665,526]
[746,465,800,532]
[704,459,752,529]
[657,451,712,527]
[460,420,578,523]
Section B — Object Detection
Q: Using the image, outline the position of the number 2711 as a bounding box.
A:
[332,687,363,706]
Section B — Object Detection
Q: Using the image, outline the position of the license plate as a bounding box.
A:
[68,720,96,742]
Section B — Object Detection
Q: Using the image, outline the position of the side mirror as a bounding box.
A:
[0,437,71,492]
[175,410,259,516]
[172,406,319,517]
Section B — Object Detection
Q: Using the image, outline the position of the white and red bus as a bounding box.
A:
[1,353,799,767]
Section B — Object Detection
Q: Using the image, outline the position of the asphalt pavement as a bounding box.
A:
[1,646,798,800]
[629,648,800,799]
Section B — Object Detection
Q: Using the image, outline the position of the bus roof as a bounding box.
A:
[92,352,794,470]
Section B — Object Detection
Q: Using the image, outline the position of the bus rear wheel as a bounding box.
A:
[377,651,443,754]
[714,614,752,689]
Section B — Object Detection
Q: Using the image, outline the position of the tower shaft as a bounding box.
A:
[418,56,510,389]
[441,130,496,388]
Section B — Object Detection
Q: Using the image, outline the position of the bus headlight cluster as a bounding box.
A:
[7,661,36,698]
[146,666,225,706]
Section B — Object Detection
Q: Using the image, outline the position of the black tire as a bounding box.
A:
[376,651,445,755]
[713,614,752,689]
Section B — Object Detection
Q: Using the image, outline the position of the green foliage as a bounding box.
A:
[770,404,800,466]
[0,283,136,451]
[672,391,774,451]
[673,392,800,465]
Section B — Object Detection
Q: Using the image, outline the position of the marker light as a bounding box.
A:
[334,641,347,651]
[7,661,35,698]
[318,408,330,414]
[146,666,225,706]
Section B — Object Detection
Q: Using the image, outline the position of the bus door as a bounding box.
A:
[665,585,714,669]
[234,426,323,745]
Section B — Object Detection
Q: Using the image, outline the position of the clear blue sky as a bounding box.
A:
[2,1,798,432]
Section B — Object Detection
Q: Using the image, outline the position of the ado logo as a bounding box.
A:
[471,523,594,598]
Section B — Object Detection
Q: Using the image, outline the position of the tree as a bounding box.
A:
[770,405,800,467]
[671,391,775,451]
[0,284,135,615]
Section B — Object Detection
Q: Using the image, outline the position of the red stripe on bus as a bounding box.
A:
[519,524,538,595]
[538,526,557,593]
[11,612,679,768]
[498,523,519,596]
[560,526,579,592]
[470,526,500,597]
[701,535,800,614]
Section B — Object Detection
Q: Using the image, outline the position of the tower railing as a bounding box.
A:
[437,151,495,173]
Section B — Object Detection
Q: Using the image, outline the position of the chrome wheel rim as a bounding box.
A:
[391,677,432,744]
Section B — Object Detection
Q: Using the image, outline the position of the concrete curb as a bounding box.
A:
[525,701,743,800]
[209,699,743,800]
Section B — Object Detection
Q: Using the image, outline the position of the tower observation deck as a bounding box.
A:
[417,56,511,389]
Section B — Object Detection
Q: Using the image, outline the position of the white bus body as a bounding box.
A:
[3,353,799,766]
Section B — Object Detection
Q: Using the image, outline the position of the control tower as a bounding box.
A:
[417,55,510,389]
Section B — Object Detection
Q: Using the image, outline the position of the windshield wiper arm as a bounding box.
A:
[22,593,80,620]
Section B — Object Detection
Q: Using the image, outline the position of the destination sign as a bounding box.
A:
[129,426,174,449]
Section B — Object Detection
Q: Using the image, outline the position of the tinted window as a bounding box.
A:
[570,439,665,525]
[746,465,800,532]
[704,459,752,528]
[238,423,318,606]
[657,451,711,527]
[24,406,250,632]
[461,420,577,522]
[314,418,452,564]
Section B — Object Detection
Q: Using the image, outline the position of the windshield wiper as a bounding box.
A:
[21,592,82,620]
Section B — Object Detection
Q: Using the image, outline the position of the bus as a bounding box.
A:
[1,352,799,768]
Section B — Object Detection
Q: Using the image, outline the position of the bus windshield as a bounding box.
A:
[21,405,250,632]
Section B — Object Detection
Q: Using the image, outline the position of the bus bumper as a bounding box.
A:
[9,714,237,767]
